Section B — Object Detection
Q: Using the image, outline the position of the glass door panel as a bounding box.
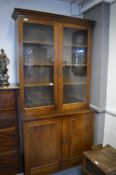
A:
[23,23,54,108]
[63,28,88,104]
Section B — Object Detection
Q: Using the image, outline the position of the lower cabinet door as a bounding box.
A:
[23,117,63,175]
[63,112,94,168]
[0,150,19,175]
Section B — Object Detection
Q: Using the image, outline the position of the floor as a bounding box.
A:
[17,166,83,175]
[53,166,83,175]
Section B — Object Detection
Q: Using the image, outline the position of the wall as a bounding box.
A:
[103,1,116,147]
[0,0,79,83]
[104,113,116,147]
[84,2,109,110]
[84,2,110,144]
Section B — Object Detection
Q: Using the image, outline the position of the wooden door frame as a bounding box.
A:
[17,17,60,115]
[60,24,92,111]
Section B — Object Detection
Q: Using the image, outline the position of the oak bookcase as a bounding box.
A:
[12,8,94,175]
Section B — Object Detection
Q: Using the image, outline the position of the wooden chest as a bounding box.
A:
[83,145,116,175]
[0,85,20,175]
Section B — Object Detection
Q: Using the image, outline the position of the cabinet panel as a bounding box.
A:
[24,118,63,175]
[0,91,16,110]
[0,88,20,174]
[63,112,94,167]
[0,126,17,152]
[0,151,18,175]
[0,115,16,129]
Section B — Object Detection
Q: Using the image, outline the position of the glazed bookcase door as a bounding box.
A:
[23,21,56,109]
[62,25,91,109]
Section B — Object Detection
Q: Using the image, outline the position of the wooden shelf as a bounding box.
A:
[0,84,19,90]
[24,82,54,87]
[25,82,86,87]
[64,43,87,48]
[24,63,54,66]
[64,82,86,86]
[24,63,86,67]
[23,40,53,46]
[63,64,87,67]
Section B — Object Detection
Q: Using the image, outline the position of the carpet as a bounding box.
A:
[17,166,83,175]
[52,166,83,175]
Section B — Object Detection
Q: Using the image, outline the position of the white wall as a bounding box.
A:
[106,1,116,112]
[103,1,116,147]
[0,0,79,83]
[83,2,110,145]
[104,113,116,147]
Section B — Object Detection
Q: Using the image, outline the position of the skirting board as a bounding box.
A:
[90,104,116,117]
[90,104,105,113]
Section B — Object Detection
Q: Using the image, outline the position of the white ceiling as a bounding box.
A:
[59,0,115,13]
[59,0,114,4]
[59,0,90,4]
